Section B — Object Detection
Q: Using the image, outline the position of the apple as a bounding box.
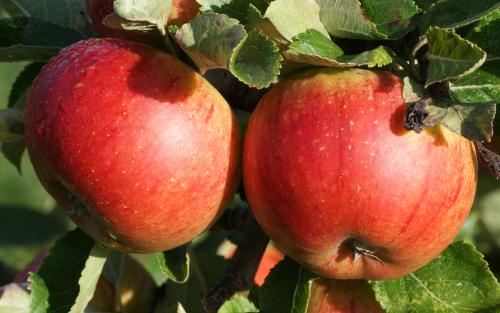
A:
[307,279,384,313]
[25,38,241,253]
[243,68,477,279]
[85,0,200,42]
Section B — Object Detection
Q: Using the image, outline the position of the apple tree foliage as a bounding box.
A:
[0,0,500,312]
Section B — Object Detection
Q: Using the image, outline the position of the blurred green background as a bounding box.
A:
[0,60,499,283]
[0,62,71,278]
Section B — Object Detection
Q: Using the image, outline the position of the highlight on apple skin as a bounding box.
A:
[25,38,241,253]
[243,68,477,280]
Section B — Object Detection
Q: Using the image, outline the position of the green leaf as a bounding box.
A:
[1,139,26,172]
[113,0,172,35]
[218,296,258,313]
[426,100,496,142]
[316,0,383,39]
[157,246,190,284]
[285,31,393,68]
[371,242,500,313]
[0,45,59,62]
[335,46,394,67]
[229,30,282,88]
[0,0,28,18]
[0,108,24,142]
[359,0,422,39]
[449,59,500,104]
[285,29,344,64]
[466,9,500,57]
[2,80,29,171]
[101,13,160,33]
[174,12,246,73]
[0,17,85,62]
[0,283,30,313]
[198,0,271,24]
[259,257,317,313]
[8,62,42,108]
[425,27,486,87]
[0,17,85,46]
[419,0,500,32]
[317,0,420,40]
[263,0,329,42]
[157,251,228,313]
[403,76,427,103]
[14,0,85,29]
[28,229,108,313]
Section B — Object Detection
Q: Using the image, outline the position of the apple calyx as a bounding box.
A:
[404,99,430,133]
[349,239,384,265]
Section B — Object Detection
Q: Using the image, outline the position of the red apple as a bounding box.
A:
[25,38,241,253]
[243,68,477,279]
[307,280,384,313]
[85,0,200,43]
[168,0,201,26]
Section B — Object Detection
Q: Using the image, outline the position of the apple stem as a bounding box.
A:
[352,241,384,265]
[409,36,428,83]
[202,216,269,313]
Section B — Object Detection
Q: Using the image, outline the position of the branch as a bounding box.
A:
[202,216,269,313]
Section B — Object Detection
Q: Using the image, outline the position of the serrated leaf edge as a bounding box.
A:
[228,30,283,89]
[425,26,487,87]
[370,242,500,313]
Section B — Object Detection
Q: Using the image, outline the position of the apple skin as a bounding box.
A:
[25,38,241,253]
[85,0,199,42]
[243,68,477,279]
[307,280,384,313]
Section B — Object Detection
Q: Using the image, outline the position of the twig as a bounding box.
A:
[409,36,428,82]
[202,216,269,313]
